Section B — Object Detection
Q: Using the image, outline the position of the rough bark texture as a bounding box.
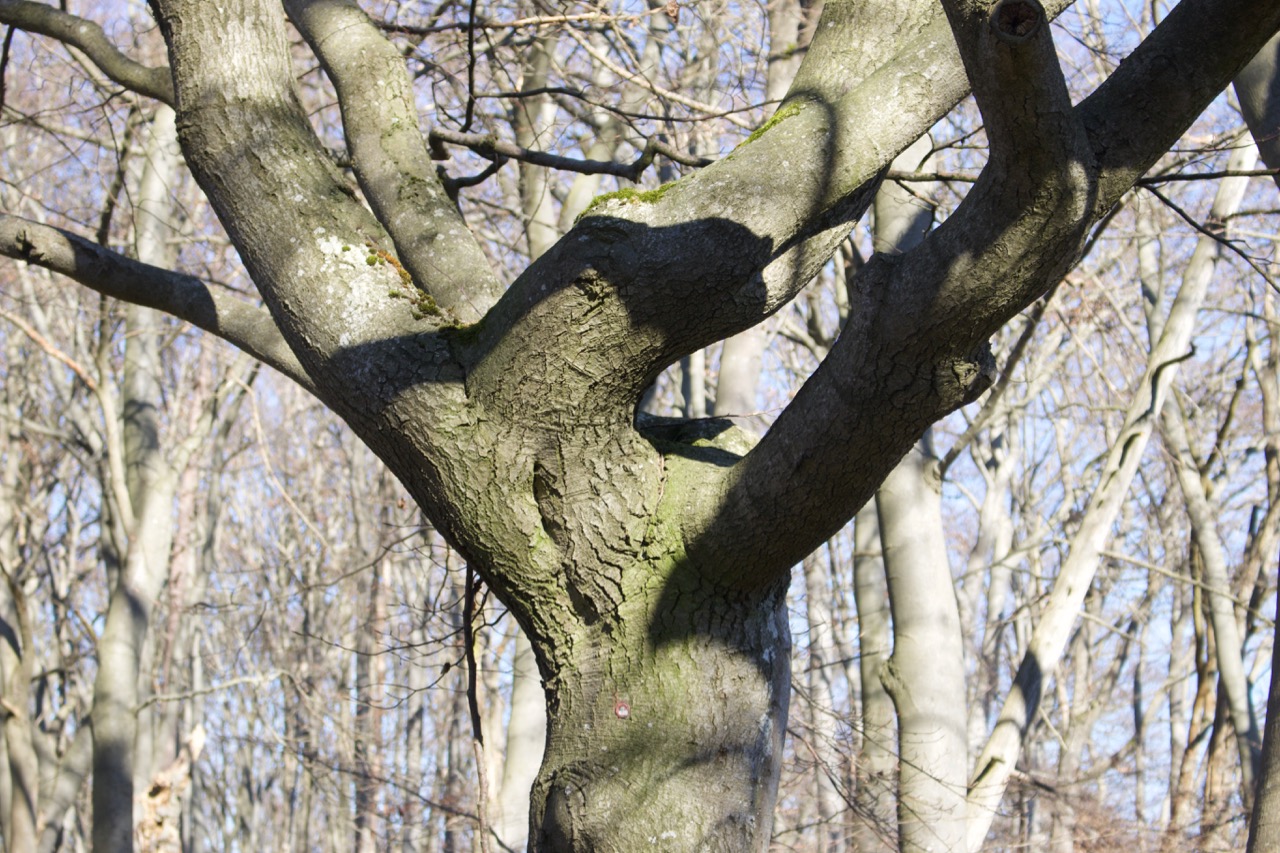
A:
[4,0,1280,848]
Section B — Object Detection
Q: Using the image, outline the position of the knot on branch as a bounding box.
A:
[936,344,997,410]
[990,0,1044,43]
[14,227,41,261]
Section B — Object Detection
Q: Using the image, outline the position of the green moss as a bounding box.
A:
[576,179,681,223]
[443,319,483,344]
[407,291,441,319]
[736,99,805,149]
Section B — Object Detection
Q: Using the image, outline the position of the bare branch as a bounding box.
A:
[429,127,712,181]
[0,1,174,103]
[0,214,315,394]
[563,26,753,129]
[0,307,98,391]
[1143,182,1280,292]
[285,0,501,323]
[379,9,655,36]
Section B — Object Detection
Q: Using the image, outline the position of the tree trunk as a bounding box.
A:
[527,572,790,852]
[876,439,968,853]
[1161,397,1263,797]
[803,549,846,852]
[852,504,896,853]
[92,102,183,853]
[966,124,1259,853]
[1246,578,1280,853]
[494,630,544,852]
[1,578,37,853]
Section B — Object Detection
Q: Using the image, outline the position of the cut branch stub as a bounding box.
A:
[991,0,1044,43]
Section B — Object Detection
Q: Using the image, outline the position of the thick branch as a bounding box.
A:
[462,0,1087,431]
[686,0,1280,586]
[152,0,448,411]
[1080,0,1280,204]
[1236,31,1280,188]
[0,0,174,103]
[284,0,500,323]
[0,214,315,393]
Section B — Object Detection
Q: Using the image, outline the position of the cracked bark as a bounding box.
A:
[5,0,1280,848]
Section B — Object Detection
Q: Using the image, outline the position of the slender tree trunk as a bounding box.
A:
[1,578,37,853]
[353,560,385,853]
[1246,575,1280,853]
[494,630,544,852]
[852,504,896,853]
[1161,398,1263,798]
[92,103,183,853]
[965,426,1018,752]
[966,132,1258,852]
[35,727,92,853]
[803,550,845,852]
[1,346,37,853]
[876,437,968,853]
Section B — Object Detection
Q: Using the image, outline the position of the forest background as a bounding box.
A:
[1,1,1279,852]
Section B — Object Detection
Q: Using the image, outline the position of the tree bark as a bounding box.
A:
[6,0,1280,848]
[1246,575,1280,853]
[526,547,791,851]
[876,439,968,853]
[852,504,896,853]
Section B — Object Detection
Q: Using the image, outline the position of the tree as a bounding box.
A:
[2,0,1280,850]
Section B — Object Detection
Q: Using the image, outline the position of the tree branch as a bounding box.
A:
[429,127,712,181]
[0,0,174,103]
[0,214,315,394]
[1081,0,1280,204]
[683,0,1280,587]
[285,0,500,323]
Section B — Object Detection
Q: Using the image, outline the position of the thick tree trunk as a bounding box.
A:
[527,570,790,852]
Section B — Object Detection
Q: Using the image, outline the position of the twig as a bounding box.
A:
[243,381,330,550]
[461,0,479,133]
[886,168,979,183]
[135,671,286,712]
[1138,167,1280,184]
[1142,183,1280,293]
[380,10,653,36]
[0,26,14,115]
[0,308,98,391]
[563,27,752,129]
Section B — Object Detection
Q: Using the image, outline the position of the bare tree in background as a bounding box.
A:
[2,1,1280,851]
